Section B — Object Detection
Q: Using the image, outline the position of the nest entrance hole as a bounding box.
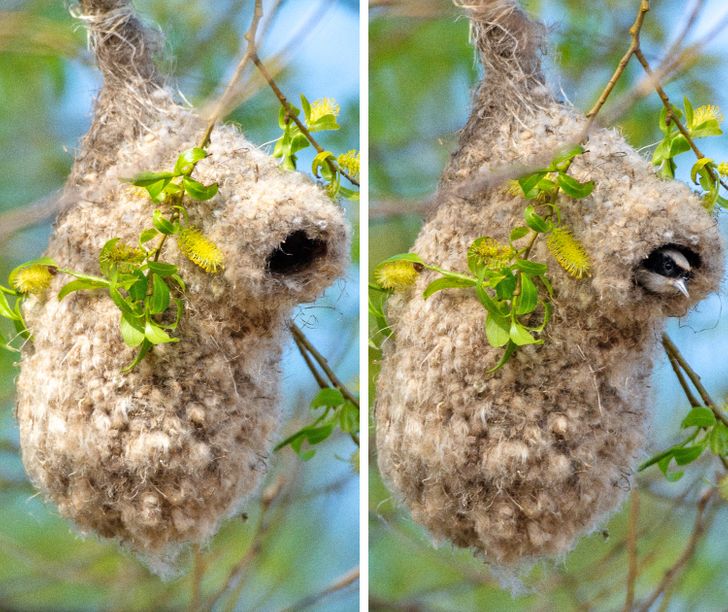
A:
[266,230,328,276]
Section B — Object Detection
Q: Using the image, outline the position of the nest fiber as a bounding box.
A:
[16,0,348,569]
[376,0,723,565]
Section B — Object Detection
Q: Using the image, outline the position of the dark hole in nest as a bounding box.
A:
[639,243,701,276]
[266,230,328,275]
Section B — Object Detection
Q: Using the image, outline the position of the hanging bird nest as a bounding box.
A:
[15,0,348,575]
[375,0,723,566]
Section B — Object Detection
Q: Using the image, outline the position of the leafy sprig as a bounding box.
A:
[0,148,223,371]
[274,387,359,461]
[369,147,594,371]
[273,95,359,201]
[640,407,728,481]
[652,97,728,210]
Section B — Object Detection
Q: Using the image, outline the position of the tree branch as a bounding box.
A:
[199,0,263,149]
[280,566,359,612]
[250,52,360,187]
[636,488,715,612]
[623,489,641,612]
[586,0,650,120]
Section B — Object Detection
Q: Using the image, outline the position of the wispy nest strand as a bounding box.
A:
[69,0,172,181]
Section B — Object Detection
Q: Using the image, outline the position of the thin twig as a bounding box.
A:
[290,322,360,446]
[633,48,728,192]
[636,488,715,612]
[188,545,204,612]
[289,323,360,411]
[279,566,359,612]
[250,52,360,187]
[586,0,650,121]
[662,334,728,429]
[623,489,641,612]
[198,0,264,149]
[204,476,286,610]
[291,332,328,389]
[665,349,700,408]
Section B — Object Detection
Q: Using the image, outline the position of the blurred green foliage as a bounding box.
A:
[0,1,359,610]
[369,1,728,610]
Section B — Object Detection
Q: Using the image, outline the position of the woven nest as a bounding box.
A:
[376,0,723,566]
[15,0,348,573]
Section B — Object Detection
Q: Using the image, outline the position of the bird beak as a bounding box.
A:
[672,278,690,298]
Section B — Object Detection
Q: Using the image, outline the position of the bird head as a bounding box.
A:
[635,245,697,298]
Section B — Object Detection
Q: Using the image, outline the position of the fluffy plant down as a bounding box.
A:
[376,0,723,566]
[15,0,348,572]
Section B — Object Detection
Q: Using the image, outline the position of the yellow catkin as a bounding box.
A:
[468,237,515,269]
[100,242,144,272]
[693,105,723,126]
[375,260,419,291]
[177,227,224,274]
[337,150,360,179]
[309,98,340,123]
[718,162,728,177]
[503,180,523,197]
[11,265,53,295]
[546,227,591,279]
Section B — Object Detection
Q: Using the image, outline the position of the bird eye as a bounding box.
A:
[663,259,673,272]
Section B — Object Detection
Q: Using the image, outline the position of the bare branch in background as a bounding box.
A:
[280,566,360,612]
[0,192,66,243]
[636,488,715,611]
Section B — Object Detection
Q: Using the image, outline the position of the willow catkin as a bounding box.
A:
[15,0,348,575]
[375,0,723,566]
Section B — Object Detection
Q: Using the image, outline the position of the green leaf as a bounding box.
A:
[668,135,691,158]
[120,313,145,347]
[58,278,108,301]
[144,320,178,344]
[182,176,219,201]
[709,422,728,455]
[518,172,547,197]
[510,226,530,242]
[108,286,136,316]
[309,114,340,132]
[487,340,517,374]
[149,274,171,314]
[495,274,517,300]
[485,313,511,348]
[310,388,345,408]
[339,401,359,433]
[691,158,714,184]
[139,228,159,245]
[672,445,704,466]
[683,96,694,129]
[515,259,548,275]
[524,206,551,233]
[300,95,312,123]
[557,173,595,199]
[312,150,335,178]
[147,261,177,276]
[652,139,672,165]
[509,321,540,346]
[121,339,152,373]
[128,271,148,302]
[152,209,176,235]
[658,453,684,482]
[551,145,584,169]
[516,273,538,315]
[423,276,474,299]
[128,171,175,186]
[174,147,207,175]
[475,283,505,317]
[379,252,425,266]
[0,291,19,321]
[681,407,716,429]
